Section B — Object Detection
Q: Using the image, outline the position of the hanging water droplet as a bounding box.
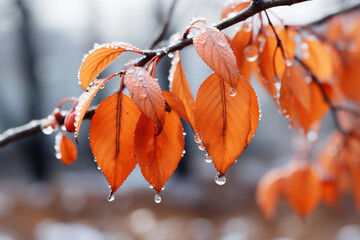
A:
[161,186,165,191]
[306,130,318,142]
[243,45,259,62]
[55,152,62,160]
[215,173,226,185]
[229,87,237,97]
[149,184,154,189]
[167,52,174,58]
[182,150,186,155]
[97,165,101,170]
[204,153,212,163]
[198,142,205,151]
[154,194,162,204]
[108,194,115,202]
[194,133,201,143]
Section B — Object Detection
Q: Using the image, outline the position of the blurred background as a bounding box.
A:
[0,0,360,239]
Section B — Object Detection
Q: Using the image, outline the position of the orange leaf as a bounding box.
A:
[193,24,240,90]
[248,82,260,144]
[194,73,259,175]
[163,91,192,127]
[79,42,141,90]
[302,38,332,80]
[321,178,339,208]
[89,93,140,196]
[134,112,184,193]
[169,51,195,128]
[231,24,254,82]
[74,78,107,139]
[283,161,321,217]
[221,0,251,19]
[257,27,296,96]
[125,66,166,132]
[55,133,77,165]
[256,168,283,220]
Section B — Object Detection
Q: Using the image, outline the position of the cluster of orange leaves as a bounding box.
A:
[53,0,360,214]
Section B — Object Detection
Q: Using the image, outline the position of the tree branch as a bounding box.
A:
[149,0,178,49]
[2,0,353,148]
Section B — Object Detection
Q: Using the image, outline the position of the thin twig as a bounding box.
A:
[149,0,178,49]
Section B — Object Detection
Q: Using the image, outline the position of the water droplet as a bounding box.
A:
[149,184,154,189]
[161,186,165,191]
[243,45,259,62]
[167,52,174,58]
[182,150,186,155]
[55,152,62,160]
[194,133,201,143]
[154,194,161,203]
[41,124,54,135]
[204,153,212,163]
[286,59,293,67]
[305,75,312,83]
[140,90,147,98]
[306,130,318,142]
[215,173,226,185]
[183,132,187,136]
[108,194,115,202]
[97,165,101,170]
[243,22,252,32]
[229,87,237,97]
[198,142,205,151]
[197,37,206,44]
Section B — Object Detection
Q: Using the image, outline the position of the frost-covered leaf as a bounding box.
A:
[125,66,166,132]
[79,42,141,90]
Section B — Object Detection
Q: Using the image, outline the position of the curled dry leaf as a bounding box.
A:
[79,42,141,90]
[74,78,107,139]
[169,51,195,129]
[125,66,166,132]
[221,0,251,19]
[89,93,140,196]
[55,133,77,165]
[283,161,321,217]
[134,112,184,193]
[193,24,240,90]
[256,168,283,220]
[194,73,259,175]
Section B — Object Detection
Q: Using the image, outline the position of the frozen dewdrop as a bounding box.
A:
[305,76,312,83]
[204,153,212,163]
[161,186,165,191]
[97,165,101,170]
[41,124,54,135]
[229,87,237,97]
[183,132,187,136]
[244,45,259,62]
[215,173,226,185]
[154,194,162,204]
[167,52,174,58]
[108,194,115,202]
[149,184,154,189]
[182,150,186,155]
